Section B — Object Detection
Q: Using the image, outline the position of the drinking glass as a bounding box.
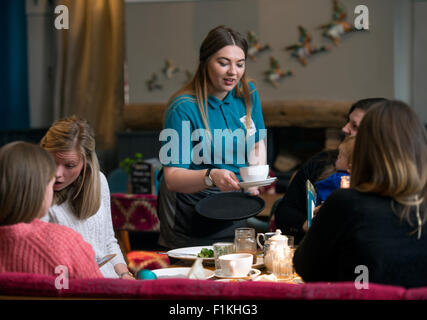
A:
[286,235,295,248]
[234,227,257,264]
[213,242,235,270]
[340,175,350,188]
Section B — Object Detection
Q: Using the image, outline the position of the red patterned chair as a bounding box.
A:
[110,193,159,254]
[126,251,170,273]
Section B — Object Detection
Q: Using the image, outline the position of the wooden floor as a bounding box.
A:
[258,193,283,217]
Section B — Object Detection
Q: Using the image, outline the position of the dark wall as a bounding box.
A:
[0,128,47,147]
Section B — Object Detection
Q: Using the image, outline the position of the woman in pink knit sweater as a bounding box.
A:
[0,141,103,279]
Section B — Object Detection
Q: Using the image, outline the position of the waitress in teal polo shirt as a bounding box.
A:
[158,25,267,249]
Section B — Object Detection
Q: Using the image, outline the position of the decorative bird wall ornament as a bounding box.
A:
[146,73,163,91]
[264,56,293,88]
[247,31,271,61]
[162,59,180,79]
[319,0,357,45]
[285,26,330,66]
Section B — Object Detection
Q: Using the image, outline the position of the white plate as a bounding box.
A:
[215,278,245,282]
[239,177,277,189]
[152,267,215,280]
[214,268,261,280]
[167,246,215,261]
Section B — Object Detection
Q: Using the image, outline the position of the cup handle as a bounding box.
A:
[256,233,265,249]
[229,260,236,276]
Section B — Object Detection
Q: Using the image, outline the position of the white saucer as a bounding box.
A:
[214,268,261,280]
[240,177,277,189]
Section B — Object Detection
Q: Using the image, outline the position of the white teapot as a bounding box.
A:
[263,229,291,274]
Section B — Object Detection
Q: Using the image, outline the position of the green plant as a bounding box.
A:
[119,152,143,174]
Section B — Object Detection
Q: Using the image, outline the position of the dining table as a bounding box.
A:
[141,250,303,284]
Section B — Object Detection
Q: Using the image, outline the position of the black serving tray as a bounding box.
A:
[195,192,265,221]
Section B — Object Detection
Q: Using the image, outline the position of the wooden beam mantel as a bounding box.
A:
[123,100,352,130]
[261,100,351,128]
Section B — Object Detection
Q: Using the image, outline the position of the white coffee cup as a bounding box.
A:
[239,165,269,182]
[218,253,253,277]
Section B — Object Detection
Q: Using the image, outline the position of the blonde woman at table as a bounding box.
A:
[293,100,427,288]
[40,116,134,280]
[0,142,103,279]
[158,25,267,249]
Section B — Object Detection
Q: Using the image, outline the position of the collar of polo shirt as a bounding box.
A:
[208,88,236,109]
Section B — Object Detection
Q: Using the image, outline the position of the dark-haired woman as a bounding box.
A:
[294,100,427,288]
[274,98,388,245]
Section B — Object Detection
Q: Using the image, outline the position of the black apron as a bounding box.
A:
[157,177,247,249]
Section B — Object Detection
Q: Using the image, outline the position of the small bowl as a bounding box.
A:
[239,165,269,182]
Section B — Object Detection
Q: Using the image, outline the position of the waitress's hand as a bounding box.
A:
[210,169,241,192]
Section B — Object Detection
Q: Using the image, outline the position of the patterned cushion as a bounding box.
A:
[127,251,170,273]
[111,193,159,231]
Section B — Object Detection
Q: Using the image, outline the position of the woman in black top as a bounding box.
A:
[273,149,337,244]
[293,100,427,288]
[274,98,387,245]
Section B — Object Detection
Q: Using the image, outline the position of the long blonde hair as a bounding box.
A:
[0,142,56,226]
[40,116,101,220]
[351,100,427,237]
[168,25,253,137]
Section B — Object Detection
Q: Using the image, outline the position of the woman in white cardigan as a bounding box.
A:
[40,116,134,279]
